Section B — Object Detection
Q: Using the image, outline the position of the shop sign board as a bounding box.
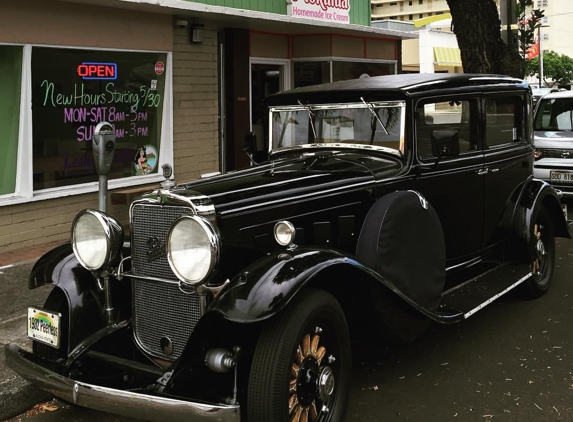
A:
[286,0,350,24]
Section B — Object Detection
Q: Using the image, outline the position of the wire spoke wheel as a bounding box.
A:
[289,330,333,421]
[523,207,555,298]
[248,289,351,422]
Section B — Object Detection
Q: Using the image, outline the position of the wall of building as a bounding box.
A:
[537,1,573,60]
[172,22,220,184]
[0,1,220,253]
[0,0,172,50]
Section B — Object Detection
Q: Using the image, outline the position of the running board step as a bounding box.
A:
[439,263,532,321]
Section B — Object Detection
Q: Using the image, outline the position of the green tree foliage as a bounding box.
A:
[527,51,573,87]
[516,0,544,60]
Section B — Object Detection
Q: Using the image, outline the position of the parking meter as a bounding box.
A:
[93,122,116,212]
[93,122,116,175]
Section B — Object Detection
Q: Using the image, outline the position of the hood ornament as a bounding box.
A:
[160,163,176,190]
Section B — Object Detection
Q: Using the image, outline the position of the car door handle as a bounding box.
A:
[476,168,499,176]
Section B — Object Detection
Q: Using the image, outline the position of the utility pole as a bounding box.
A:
[539,25,544,87]
[506,0,513,50]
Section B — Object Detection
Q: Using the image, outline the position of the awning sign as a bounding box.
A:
[286,0,350,24]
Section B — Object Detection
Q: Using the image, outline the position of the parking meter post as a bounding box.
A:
[92,122,116,213]
[99,175,107,212]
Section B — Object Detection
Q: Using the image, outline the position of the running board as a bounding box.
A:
[427,263,532,324]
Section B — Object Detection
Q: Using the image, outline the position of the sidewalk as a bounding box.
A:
[0,241,64,421]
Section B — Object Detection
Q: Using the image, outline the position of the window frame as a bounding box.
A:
[482,93,526,150]
[414,95,481,163]
[0,43,173,207]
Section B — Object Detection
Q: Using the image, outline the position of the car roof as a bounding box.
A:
[265,73,528,105]
[538,90,573,100]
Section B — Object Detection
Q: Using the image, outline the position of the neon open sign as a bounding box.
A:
[77,62,117,80]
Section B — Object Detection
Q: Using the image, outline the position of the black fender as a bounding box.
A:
[510,178,570,261]
[210,247,461,325]
[29,242,107,353]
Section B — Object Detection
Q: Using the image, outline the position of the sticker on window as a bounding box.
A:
[134,145,158,175]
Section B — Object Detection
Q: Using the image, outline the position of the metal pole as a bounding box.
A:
[98,174,107,213]
[539,26,544,87]
[507,0,513,50]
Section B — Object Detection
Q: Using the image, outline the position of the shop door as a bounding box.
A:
[251,61,289,152]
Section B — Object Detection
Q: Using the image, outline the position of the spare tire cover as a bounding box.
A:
[356,190,445,311]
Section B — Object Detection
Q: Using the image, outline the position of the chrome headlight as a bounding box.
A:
[71,209,124,271]
[274,220,296,247]
[167,215,220,286]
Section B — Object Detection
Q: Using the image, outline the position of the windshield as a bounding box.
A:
[269,101,405,155]
[535,98,573,131]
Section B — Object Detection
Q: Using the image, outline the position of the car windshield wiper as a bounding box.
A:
[298,100,317,140]
[361,97,389,135]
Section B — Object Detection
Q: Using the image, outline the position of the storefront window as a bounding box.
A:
[294,60,396,88]
[0,45,22,195]
[294,61,330,88]
[332,61,395,81]
[31,47,167,190]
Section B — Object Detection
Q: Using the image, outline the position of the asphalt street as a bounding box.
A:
[0,262,52,421]
[2,221,573,422]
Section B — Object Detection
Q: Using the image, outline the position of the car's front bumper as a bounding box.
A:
[5,344,240,422]
[533,158,573,198]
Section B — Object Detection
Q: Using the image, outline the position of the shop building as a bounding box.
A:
[0,0,416,253]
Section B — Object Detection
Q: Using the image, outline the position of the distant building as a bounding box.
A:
[531,1,573,59]
[372,0,572,60]
[373,16,462,74]
[371,0,450,22]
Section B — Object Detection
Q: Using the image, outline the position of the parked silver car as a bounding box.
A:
[533,90,573,207]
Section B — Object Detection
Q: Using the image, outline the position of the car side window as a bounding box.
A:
[535,98,573,131]
[415,99,477,160]
[485,96,523,148]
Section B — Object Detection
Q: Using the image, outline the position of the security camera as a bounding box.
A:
[175,19,188,28]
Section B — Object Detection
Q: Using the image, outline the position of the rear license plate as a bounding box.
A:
[27,307,61,348]
[550,170,573,183]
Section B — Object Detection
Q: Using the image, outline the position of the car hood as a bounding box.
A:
[179,150,402,214]
[534,130,573,148]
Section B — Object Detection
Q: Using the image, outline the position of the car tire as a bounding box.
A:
[247,289,351,422]
[522,206,555,298]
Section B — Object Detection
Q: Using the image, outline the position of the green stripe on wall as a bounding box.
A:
[181,0,371,25]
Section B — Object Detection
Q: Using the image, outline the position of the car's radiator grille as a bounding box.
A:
[133,278,201,359]
[131,203,199,359]
[131,203,194,281]
[542,149,573,159]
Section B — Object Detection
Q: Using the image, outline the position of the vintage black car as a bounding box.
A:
[7,73,571,422]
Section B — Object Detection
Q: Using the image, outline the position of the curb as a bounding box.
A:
[0,259,54,421]
[0,362,53,421]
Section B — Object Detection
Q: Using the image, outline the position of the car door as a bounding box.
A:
[482,92,533,247]
[413,95,485,260]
